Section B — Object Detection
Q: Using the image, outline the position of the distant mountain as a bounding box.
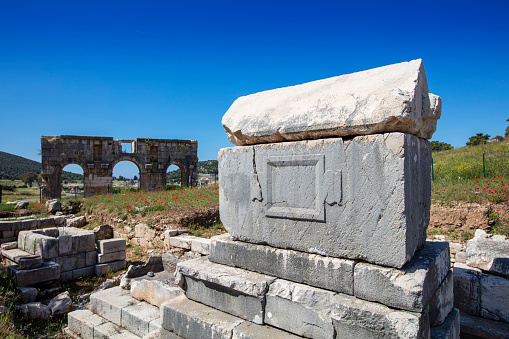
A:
[0,151,83,181]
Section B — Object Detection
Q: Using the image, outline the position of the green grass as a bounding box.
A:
[432,142,509,181]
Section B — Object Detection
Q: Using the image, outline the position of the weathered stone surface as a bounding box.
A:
[121,300,160,337]
[90,286,135,325]
[179,257,275,324]
[47,199,61,213]
[210,234,354,294]
[430,308,460,339]
[265,279,336,338]
[480,273,509,322]
[131,279,183,307]
[93,224,114,241]
[161,295,244,338]
[48,291,73,316]
[0,241,17,250]
[34,235,58,259]
[232,321,303,339]
[219,132,431,268]
[98,238,126,254]
[354,241,450,312]
[168,235,207,250]
[86,250,97,266]
[58,234,72,256]
[18,286,38,304]
[190,237,210,255]
[2,248,42,269]
[178,257,275,297]
[222,59,440,146]
[331,293,429,339]
[8,261,60,286]
[466,229,509,277]
[65,216,86,228]
[97,250,126,264]
[68,309,95,337]
[460,312,509,339]
[183,251,202,260]
[95,260,127,275]
[55,253,86,272]
[453,262,481,316]
[126,256,164,278]
[162,253,180,271]
[17,302,50,320]
[144,326,182,339]
[428,270,454,327]
[72,266,95,280]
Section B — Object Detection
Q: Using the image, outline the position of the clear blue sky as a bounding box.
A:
[1,1,508,178]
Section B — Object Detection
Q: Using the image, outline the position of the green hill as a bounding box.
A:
[432,141,509,180]
[0,151,83,181]
[167,160,218,183]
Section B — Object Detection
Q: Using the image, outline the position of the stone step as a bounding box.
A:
[1,247,42,269]
[176,257,276,324]
[161,295,303,339]
[7,260,60,286]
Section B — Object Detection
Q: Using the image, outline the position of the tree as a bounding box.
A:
[133,175,138,181]
[466,133,490,146]
[20,172,38,187]
[430,141,453,152]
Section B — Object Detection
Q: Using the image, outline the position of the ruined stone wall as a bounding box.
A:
[41,136,198,199]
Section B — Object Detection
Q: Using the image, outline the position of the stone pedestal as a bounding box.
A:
[161,59,454,338]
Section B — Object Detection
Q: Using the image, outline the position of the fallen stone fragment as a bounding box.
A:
[18,286,38,304]
[466,229,509,277]
[222,59,440,146]
[93,224,113,241]
[17,302,50,320]
[126,256,164,278]
[48,291,73,316]
[130,279,183,307]
[15,201,29,209]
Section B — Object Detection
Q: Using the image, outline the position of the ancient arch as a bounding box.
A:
[41,135,198,199]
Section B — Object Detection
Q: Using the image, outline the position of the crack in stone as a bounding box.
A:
[252,147,263,202]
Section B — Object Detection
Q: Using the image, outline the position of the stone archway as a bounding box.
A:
[41,135,198,199]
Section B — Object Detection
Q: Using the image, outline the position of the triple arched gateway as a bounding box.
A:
[41,135,198,199]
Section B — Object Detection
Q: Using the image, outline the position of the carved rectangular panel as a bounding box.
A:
[264,155,324,221]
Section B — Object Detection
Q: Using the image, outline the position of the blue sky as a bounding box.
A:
[1,1,508,178]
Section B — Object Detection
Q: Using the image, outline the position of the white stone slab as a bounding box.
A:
[232,321,303,339]
[89,286,136,325]
[130,279,183,308]
[210,234,354,294]
[121,300,160,337]
[222,59,441,146]
[219,132,431,268]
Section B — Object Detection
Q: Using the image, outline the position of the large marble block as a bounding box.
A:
[222,59,441,146]
[219,132,431,268]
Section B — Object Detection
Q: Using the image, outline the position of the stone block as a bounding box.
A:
[453,262,480,316]
[68,309,94,337]
[58,234,72,256]
[190,237,210,255]
[98,238,126,254]
[162,253,180,271]
[219,132,431,268]
[3,230,14,238]
[8,261,60,286]
[60,271,73,282]
[467,229,509,277]
[178,257,275,324]
[55,253,86,272]
[210,234,354,294]
[18,256,43,270]
[2,248,42,269]
[144,327,182,339]
[72,232,95,254]
[222,59,440,145]
[121,300,160,337]
[480,273,509,322]
[168,236,192,250]
[93,224,114,241]
[130,279,183,307]
[354,241,450,312]
[65,216,86,228]
[24,232,38,254]
[232,321,303,339]
[428,270,454,327]
[460,313,509,339]
[48,291,73,316]
[86,250,97,266]
[265,279,336,338]
[97,250,126,264]
[430,308,460,339]
[34,235,58,259]
[18,286,38,303]
[331,293,430,339]
[90,286,136,325]
[41,227,59,237]
[95,260,127,276]
[161,296,244,338]
[17,231,30,251]
[72,266,95,280]
[94,321,139,339]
